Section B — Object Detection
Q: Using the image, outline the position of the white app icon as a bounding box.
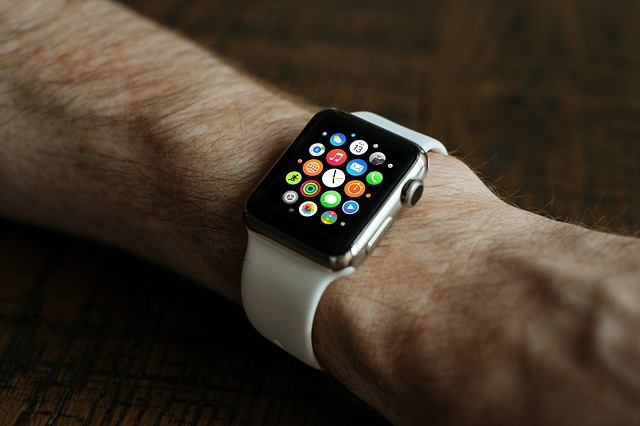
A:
[299,201,318,217]
[349,140,368,155]
[309,143,325,156]
[322,168,346,188]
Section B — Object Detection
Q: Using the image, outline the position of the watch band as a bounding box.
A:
[241,111,447,370]
[353,111,448,156]
[242,230,354,369]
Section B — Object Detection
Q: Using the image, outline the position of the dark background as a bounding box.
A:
[1,0,638,424]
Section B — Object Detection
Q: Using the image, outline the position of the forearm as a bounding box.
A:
[0,0,312,301]
[315,154,640,424]
[3,1,640,424]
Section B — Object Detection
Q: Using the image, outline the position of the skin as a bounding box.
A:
[315,155,640,424]
[1,1,639,424]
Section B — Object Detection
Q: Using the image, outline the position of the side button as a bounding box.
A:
[366,217,393,254]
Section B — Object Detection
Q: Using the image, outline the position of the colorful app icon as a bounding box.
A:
[366,171,383,185]
[326,149,347,166]
[285,171,302,185]
[342,200,359,214]
[320,190,341,208]
[303,159,323,176]
[309,143,325,156]
[282,190,298,204]
[369,151,386,165]
[344,180,366,197]
[349,140,368,155]
[330,133,346,146]
[321,210,338,224]
[299,201,318,217]
[346,159,367,176]
[300,180,321,197]
[322,168,346,188]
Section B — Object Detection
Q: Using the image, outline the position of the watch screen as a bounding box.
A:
[245,109,422,258]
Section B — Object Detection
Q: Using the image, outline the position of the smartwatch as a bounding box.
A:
[242,109,447,369]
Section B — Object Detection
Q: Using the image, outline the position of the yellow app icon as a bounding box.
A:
[285,171,302,184]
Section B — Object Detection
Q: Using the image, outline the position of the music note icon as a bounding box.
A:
[326,149,347,166]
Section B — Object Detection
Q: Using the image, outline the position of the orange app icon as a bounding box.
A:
[344,180,366,198]
[303,159,323,176]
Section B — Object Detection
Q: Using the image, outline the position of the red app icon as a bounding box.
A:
[326,149,347,166]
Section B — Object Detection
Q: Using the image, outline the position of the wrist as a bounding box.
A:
[313,153,640,424]
[149,98,313,302]
[312,154,537,422]
[0,0,315,303]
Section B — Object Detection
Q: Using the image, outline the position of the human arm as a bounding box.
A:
[2,1,640,425]
[316,153,640,424]
[0,0,314,302]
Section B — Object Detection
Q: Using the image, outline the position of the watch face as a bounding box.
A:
[245,109,423,262]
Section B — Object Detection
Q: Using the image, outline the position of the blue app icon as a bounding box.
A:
[309,142,325,156]
[346,159,367,176]
[342,200,359,215]
[330,133,346,146]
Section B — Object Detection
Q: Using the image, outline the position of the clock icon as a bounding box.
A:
[321,168,346,188]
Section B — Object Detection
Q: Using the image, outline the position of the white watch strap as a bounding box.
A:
[242,110,445,370]
[242,229,355,369]
[353,111,448,155]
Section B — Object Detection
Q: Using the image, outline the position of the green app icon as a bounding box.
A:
[366,171,383,185]
[320,191,341,208]
[285,171,302,185]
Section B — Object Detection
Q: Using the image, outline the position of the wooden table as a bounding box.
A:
[1,0,638,424]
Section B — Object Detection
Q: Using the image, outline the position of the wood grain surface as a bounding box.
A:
[1,0,639,424]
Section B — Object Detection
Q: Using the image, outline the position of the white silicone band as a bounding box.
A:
[353,111,448,155]
[241,110,446,369]
[242,230,354,369]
